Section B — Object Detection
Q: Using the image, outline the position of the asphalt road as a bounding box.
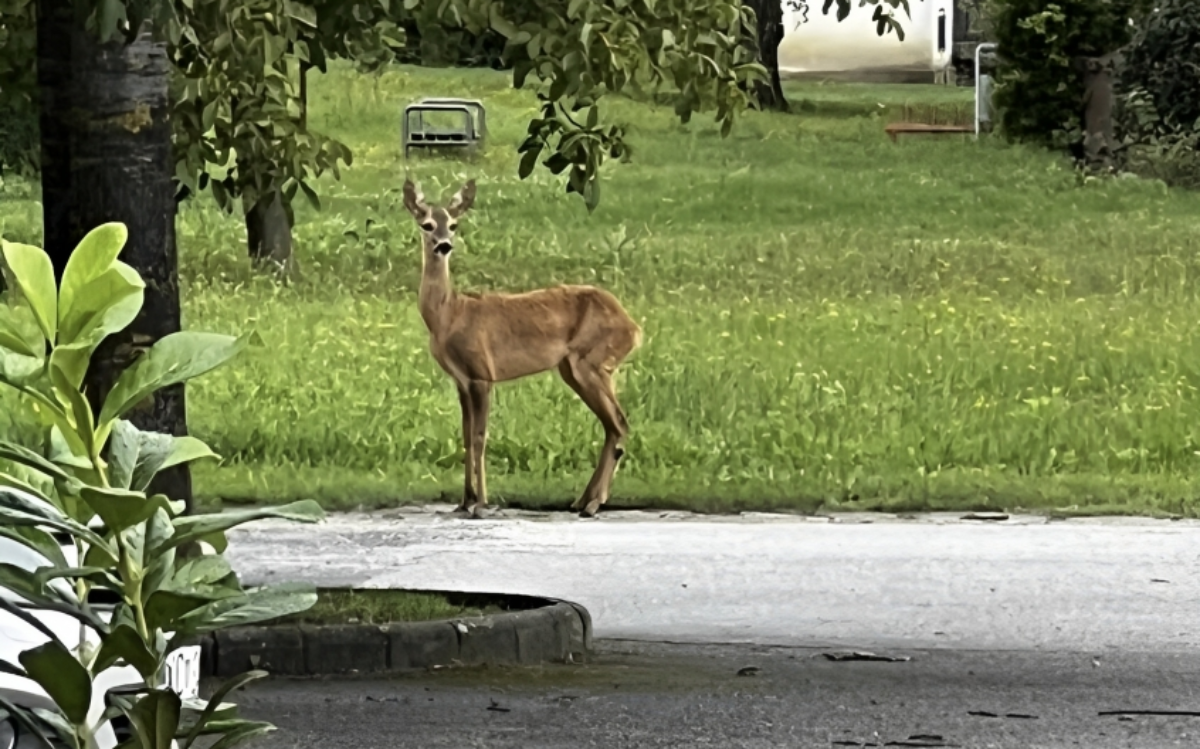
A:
[239,640,1200,749]
[223,508,1200,747]
[225,507,1200,652]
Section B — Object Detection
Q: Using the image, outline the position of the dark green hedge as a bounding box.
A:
[990,0,1147,151]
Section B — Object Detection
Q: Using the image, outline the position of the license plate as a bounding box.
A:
[164,646,200,701]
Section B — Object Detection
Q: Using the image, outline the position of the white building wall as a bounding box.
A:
[778,1,955,73]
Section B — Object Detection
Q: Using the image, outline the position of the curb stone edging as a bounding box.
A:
[196,598,592,678]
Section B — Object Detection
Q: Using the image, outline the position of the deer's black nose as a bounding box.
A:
[434,241,453,255]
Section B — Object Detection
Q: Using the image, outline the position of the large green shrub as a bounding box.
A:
[0,223,324,748]
[1115,0,1200,187]
[0,103,37,178]
[0,0,38,178]
[989,0,1146,151]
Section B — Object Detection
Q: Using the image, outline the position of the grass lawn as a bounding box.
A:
[4,64,1200,517]
[269,589,503,626]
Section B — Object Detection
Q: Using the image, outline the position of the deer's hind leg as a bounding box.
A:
[559,356,629,518]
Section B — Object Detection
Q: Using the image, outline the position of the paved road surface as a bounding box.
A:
[241,640,1200,749]
[225,508,1200,652]
[225,508,1200,748]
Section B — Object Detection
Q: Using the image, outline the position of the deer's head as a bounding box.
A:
[403,178,476,260]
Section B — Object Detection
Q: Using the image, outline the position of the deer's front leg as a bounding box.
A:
[456,384,477,514]
[468,380,493,518]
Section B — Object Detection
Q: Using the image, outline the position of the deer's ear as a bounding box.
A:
[447,179,476,218]
[402,179,427,219]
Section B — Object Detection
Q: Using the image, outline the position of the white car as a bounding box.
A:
[0,530,200,749]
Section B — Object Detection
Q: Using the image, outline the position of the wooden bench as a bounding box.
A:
[884,122,974,142]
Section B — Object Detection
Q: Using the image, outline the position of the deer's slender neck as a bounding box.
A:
[418,253,455,335]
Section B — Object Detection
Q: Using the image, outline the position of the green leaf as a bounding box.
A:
[108,420,177,491]
[81,486,170,535]
[545,151,572,175]
[0,439,77,485]
[19,640,92,724]
[95,0,123,41]
[167,501,325,551]
[196,530,229,554]
[0,525,69,569]
[94,624,159,678]
[0,695,56,749]
[179,582,316,634]
[99,332,250,426]
[172,555,235,588]
[48,359,96,458]
[0,563,107,630]
[36,565,121,590]
[0,484,114,554]
[46,344,90,397]
[180,717,277,741]
[0,595,64,645]
[0,561,74,606]
[142,506,177,595]
[583,175,600,212]
[160,436,221,472]
[48,424,93,472]
[0,348,41,387]
[145,589,233,632]
[0,470,57,511]
[513,59,536,89]
[0,303,43,358]
[127,689,183,749]
[178,696,237,724]
[201,100,218,132]
[161,562,241,612]
[0,323,39,358]
[205,720,276,749]
[518,145,542,179]
[298,181,321,211]
[284,1,317,27]
[58,222,128,332]
[489,5,519,38]
[28,707,75,747]
[57,261,144,352]
[1,240,57,344]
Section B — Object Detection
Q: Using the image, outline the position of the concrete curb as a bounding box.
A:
[197,596,592,678]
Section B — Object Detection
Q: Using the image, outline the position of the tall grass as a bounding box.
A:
[4,64,1200,516]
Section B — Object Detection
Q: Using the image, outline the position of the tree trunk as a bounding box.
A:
[36,0,194,512]
[36,0,72,273]
[1079,55,1116,172]
[744,0,788,111]
[244,189,296,276]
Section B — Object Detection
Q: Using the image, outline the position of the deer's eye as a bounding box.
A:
[421,222,435,232]
[449,223,458,232]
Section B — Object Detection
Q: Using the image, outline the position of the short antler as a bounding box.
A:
[402,178,427,219]
[447,179,477,217]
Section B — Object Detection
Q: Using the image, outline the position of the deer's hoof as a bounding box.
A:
[579,499,603,518]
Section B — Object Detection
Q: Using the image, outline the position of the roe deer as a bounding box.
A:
[403,178,641,518]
